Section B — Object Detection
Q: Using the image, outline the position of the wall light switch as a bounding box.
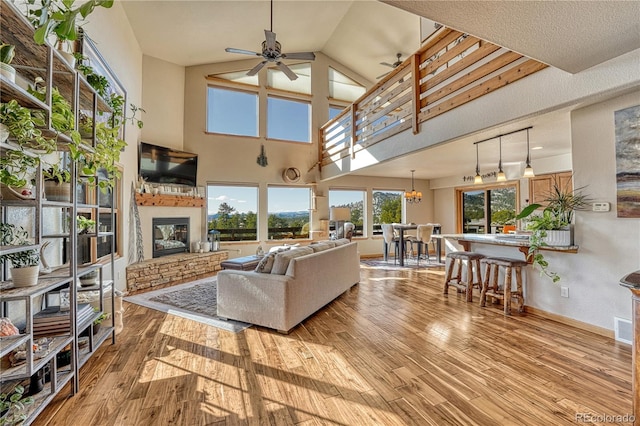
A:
[592,202,610,212]
[560,286,569,298]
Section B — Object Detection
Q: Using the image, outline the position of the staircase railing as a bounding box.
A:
[319,28,547,169]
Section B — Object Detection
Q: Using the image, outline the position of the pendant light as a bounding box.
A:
[474,143,483,184]
[405,170,422,203]
[496,136,506,182]
[523,128,535,178]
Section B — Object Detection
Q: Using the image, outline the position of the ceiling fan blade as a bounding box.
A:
[276,61,298,81]
[380,62,395,68]
[247,61,267,76]
[265,29,277,51]
[376,71,391,79]
[225,47,261,56]
[281,52,316,61]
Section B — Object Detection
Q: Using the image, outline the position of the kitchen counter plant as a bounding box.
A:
[516,176,590,282]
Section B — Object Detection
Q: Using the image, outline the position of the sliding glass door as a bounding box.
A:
[458,185,518,234]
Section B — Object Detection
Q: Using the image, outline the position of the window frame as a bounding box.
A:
[207,183,259,242]
[266,94,312,143]
[371,189,404,235]
[455,182,520,234]
[267,185,312,241]
[328,188,366,238]
[205,84,259,138]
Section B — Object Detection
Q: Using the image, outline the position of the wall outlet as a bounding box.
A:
[560,286,569,298]
[592,202,610,212]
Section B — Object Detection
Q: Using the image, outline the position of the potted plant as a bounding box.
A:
[27,0,114,66]
[92,310,110,334]
[0,100,56,198]
[516,175,591,282]
[0,223,40,287]
[0,385,34,426]
[79,269,98,286]
[0,41,16,83]
[42,164,71,201]
[76,215,95,234]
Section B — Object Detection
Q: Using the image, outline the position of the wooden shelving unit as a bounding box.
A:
[0,1,117,423]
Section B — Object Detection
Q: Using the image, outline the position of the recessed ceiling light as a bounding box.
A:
[532,146,543,150]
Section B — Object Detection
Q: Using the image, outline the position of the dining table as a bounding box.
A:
[392,223,442,266]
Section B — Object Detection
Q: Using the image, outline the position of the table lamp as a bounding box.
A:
[330,207,351,239]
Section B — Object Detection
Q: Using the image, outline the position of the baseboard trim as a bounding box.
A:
[525,306,614,338]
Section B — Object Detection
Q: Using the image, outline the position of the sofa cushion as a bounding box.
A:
[309,241,335,253]
[334,238,351,246]
[255,246,291,273]
[268,243,299,253]
[271,246,314,275]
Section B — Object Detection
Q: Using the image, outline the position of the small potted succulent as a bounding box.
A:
[92,310,110,334]
[0,223,40,287]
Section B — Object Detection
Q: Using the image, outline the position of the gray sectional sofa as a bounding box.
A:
[217,239,361,333]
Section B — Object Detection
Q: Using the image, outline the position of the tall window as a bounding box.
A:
[329,105,345,120]
[206,87,258,137]
[267,96,311,142]
[267,186,311,240]
[372,190,403,235]
[207,184,258,241]
[329,189,365,237]
[328,67,366,102]
[459,185,517,234]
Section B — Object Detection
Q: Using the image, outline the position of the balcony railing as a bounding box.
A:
[319,28,547,168]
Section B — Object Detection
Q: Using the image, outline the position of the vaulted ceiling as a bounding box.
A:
[121,1,639,180]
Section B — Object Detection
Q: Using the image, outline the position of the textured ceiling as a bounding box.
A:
[120,0,639,180]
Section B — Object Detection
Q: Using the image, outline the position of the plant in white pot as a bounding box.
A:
[516,176,590,283]
[0,223,40,287]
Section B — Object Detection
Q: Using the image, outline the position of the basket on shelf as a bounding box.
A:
[44,180,71,201]
[0,184,35,201]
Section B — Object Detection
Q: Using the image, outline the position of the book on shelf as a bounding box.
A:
[33,304,94,337]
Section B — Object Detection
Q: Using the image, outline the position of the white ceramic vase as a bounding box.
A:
[543,230,572,247]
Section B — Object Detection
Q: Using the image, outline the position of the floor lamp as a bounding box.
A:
[330,207,351,239]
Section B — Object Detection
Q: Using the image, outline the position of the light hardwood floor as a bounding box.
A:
[35,265,633,425]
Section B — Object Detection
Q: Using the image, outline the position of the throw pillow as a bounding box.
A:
[268,244,297,253]
[270,246,314,275]
[254,252,277,273]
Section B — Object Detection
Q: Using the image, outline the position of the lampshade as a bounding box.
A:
[404,170,422,203]
[330,207,351,222]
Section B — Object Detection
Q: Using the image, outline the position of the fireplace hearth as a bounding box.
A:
[152,217,189,258]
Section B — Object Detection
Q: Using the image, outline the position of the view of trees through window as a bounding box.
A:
[207,185,258,241]
[329,189,365,237]
[372,190,403,234]
[268,187,311,240]
[461,186,516,234]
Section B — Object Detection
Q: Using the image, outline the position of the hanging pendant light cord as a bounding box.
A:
[270,0,273,32]
[476,143,480,174]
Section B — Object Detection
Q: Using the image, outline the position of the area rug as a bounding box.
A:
[124,278,250,333]
[360,257,444,270]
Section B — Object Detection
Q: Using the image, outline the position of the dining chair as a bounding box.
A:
[381,224,401,264]
[415,224,436,266]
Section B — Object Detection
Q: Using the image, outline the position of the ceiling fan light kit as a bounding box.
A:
[225,0,315,80]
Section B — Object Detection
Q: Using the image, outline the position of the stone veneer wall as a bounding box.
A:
[126,251,228,293]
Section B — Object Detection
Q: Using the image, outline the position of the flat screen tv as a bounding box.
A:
[139,142,198,187]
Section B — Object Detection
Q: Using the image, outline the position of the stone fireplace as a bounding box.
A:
[152,217,190,258]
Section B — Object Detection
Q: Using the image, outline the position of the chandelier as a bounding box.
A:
[405,170,422,203]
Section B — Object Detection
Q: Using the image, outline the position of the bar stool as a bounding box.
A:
[443,251,485,302]
[479,257,527,315]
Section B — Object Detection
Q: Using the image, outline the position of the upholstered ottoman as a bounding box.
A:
[220,255,262,271]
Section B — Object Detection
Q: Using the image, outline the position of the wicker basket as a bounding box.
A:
[0,184,35,201]
[44,180,71,201]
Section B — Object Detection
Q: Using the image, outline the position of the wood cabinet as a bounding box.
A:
[528,171,573,206]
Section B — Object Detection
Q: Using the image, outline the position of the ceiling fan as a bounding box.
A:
[225,0,315,81]
[377,53,403,79]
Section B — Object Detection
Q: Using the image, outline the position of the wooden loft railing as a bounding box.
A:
[318,28,548,169]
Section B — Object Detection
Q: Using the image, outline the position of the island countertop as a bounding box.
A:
[438,233,579,263]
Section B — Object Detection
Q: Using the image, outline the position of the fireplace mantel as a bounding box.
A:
[136,193,204,207]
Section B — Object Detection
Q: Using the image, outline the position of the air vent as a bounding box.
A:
[614,317,633,345]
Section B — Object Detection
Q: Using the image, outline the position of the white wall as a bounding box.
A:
[433,91,639,332]
[83,4,143,291]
